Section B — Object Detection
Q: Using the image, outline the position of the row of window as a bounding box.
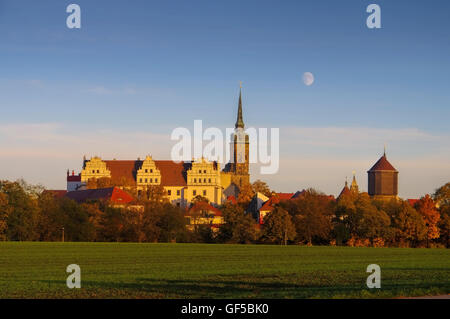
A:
[193,178,212,184]
[143,168,154,173]
[139,178,158,183]
[166,190,207,197]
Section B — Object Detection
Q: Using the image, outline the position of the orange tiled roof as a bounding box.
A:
[103,160,190,186]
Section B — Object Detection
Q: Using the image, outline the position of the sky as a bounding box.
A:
[0,0,449,198]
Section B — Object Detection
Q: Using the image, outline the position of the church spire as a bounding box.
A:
[235,82,244,129]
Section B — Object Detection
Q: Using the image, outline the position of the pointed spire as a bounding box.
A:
[235,82,244,129]
[384,144,386,157]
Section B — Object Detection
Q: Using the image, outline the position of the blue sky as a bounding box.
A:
[0,0,449,197]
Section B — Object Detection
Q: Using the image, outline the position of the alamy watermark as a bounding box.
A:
[171,120,280,175]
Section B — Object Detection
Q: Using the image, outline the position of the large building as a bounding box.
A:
[67,88,251,207]
[367,151,399,200]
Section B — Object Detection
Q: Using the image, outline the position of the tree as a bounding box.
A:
[252,180,272,197]
[218,202,259,244]
[382,200,426,247]
[1,181,40,241]
[415,194,440,247]
[283,189,334,245]
[354,193,392,245]
[145,185,167,203]
[0,192,10,241]
[433,182,450,208]
[237,182,254,207]
[262,207,296,245]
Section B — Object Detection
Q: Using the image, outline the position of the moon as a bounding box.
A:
[302,72,314,86]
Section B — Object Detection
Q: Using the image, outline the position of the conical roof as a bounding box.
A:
[368,154,397,172]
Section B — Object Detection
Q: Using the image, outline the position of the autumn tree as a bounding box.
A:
[415,194,440,247]
[218,202,259,244]
[237,182,255,207]
[0,192,9,240]
[1,181,40,241]
[282,189,334,245]
[262,206,296,245]
[354,193,392,245]
[433,182,450,208]
[252,180,272,197]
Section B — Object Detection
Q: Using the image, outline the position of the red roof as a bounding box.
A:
[260,193,294,212]
[188,201,222,216]
[227,195,237,205]
[67,175,81,182]
[407,199,419,206]
[368,155,397,172]
[66,187,134,204]
[338,185,351,199]
[103,160,188,186]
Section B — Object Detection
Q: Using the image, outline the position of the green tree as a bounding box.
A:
[1,181,40,241]
[262,207,296,245]
[285,189,334,245]
[0,192,10,240]
[218,202,259,244]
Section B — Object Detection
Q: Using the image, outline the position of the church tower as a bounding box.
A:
[221,84,250,196]
[231,86,250,179]
[367,149,398,200]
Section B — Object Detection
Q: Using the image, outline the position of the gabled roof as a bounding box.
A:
[368,155,397,172]
[188,201,222,216]
[338,185,351,199]
[105,160,141,185]
[260,193,294,212]
[154,160,189,186]
[66,187,134,204]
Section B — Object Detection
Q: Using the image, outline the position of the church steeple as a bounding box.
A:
[235,83,244,129]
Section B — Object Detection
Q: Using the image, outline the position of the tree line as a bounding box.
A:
[0,179,449,247]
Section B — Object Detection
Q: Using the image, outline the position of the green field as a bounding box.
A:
[0,242,449,298]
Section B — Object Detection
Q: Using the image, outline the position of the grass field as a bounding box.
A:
[0,242,449,298]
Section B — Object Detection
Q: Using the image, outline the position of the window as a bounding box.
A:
[168,190,171,196]
[97,170,100,173]
[204,178,206,183]
[155,178,158,183]
[92,170,95,173]
[145,169,148,173]
[208,178,211,183]
[199,170,202,173]
[150,169,153,173]
[203,190,207,196]
[139,178,142,183]
[203,170,206,173]
[145,178,148,183]
[194,178,197,183]
[193,190,197,196]
[177,190,180,196]
[150,178,153,183]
